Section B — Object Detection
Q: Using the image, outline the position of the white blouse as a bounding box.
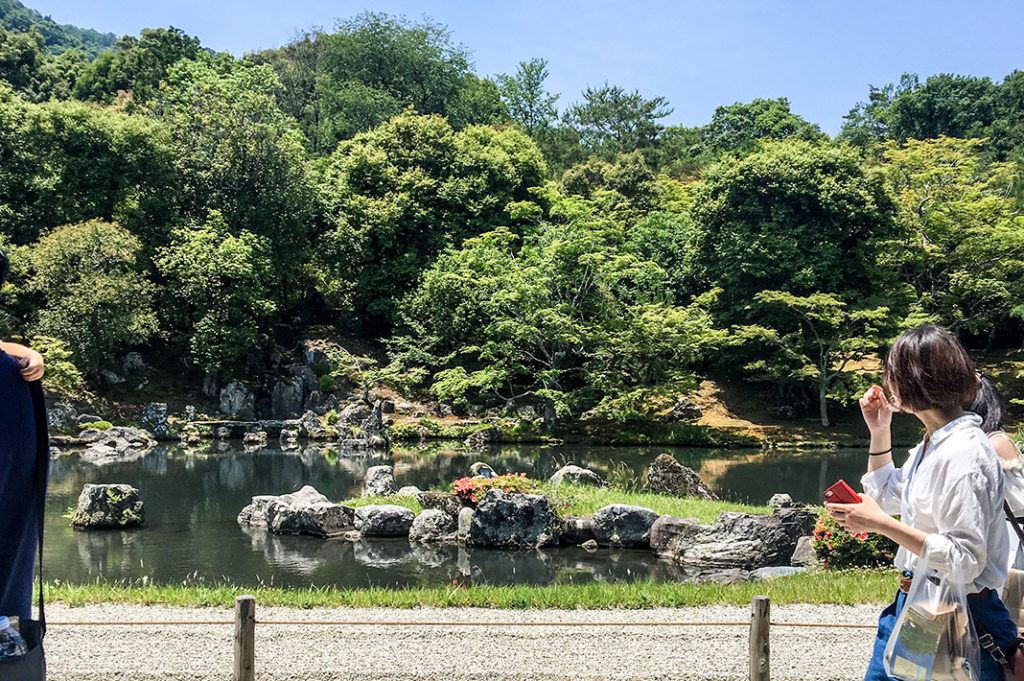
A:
[861,413,1008,592]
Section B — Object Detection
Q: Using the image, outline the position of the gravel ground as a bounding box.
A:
[44,603,881,680]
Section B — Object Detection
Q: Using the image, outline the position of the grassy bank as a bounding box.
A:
[47,569,896,609]
[341,485,772,522]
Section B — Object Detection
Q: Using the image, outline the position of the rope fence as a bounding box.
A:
[45,594,877,681]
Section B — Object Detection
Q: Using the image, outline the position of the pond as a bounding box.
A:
[44,442,871,588]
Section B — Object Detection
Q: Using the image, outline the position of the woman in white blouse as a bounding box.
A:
[826,325,1017,681]
[970,375,1024,572]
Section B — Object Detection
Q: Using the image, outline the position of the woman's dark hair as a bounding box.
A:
[882,324,979,412]
[0,249,8,288]
[969,375,1005,432]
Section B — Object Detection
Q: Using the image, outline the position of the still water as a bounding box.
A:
[45,442,870,588]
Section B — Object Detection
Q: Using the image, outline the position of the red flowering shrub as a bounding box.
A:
[451,473,540,505]
[813,510,897,569]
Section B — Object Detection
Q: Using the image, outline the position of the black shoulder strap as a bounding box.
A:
[1004,501,1024,548]
[28,380,48,628]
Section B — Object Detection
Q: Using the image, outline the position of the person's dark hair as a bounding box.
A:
[882,324,979,412]
[969,375,1005,432]
[0,249,8,288]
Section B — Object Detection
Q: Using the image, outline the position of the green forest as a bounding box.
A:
[1,1,1023,429]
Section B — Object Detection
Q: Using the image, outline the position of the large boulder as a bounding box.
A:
[220,382,255,419]
[271,379,303,419]
[645,454,718,500]
[670,508,817,569]
[238,486,354,538]
[139,403,171,440]
[48,403,78,430]
[354,505,416,537]
[464,427,501,450]
[304,391,337,417]
[417,491,462,518]
[561,516,597,545]
[592,504,661,548]
[337,403,371,427]
[548,465,606,488]
[467,490,559,548]
[70,483,144,529]
[363,465,398,497]
[409,509,458,543]
[658,396,703,422]
[649,515,700,556]
[298,410,332,440]
[78,427,156,465]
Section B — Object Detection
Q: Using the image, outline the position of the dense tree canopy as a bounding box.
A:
[0,9,1022,425]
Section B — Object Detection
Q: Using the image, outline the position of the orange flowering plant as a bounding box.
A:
[451,473,540,505]
[813,510,897,569]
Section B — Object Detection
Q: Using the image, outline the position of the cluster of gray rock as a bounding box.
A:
[236,456,818,580]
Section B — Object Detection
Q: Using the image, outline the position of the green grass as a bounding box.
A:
[47,569,896,609]
[342,485,770,523]
[549,484,771,521]
[342,495,424,514]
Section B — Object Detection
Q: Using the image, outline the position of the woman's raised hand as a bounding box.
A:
[859,385,893,433]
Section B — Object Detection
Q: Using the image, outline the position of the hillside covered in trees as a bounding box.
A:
[0,6,1022,430]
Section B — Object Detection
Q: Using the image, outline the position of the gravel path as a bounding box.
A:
[44,603,881,680]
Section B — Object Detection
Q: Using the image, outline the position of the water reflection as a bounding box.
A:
[45,441,869,588]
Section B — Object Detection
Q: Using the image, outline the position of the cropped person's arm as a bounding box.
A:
[0,341,45,381]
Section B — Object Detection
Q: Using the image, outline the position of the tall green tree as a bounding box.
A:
[316,110,546,326]
[74,27,204,106]
[28,220,157,371]
[155,211,277,373]
[160,57,316,289]
[689,140,899,325]
[0,92,176,245]
[0,26,81,101]
[497,58,559,136]
[733,291,897,426]
[878,136,1024,338]
[700,97,824,157]
[564,83,672,158]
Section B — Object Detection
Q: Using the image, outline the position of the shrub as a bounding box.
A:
[319,374,336,392]
[812,510,897,569]
[87,421,113,431]
[452,473,541,505]
[324,409,338,425]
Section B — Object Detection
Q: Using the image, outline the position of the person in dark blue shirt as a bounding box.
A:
[0,249,47,621]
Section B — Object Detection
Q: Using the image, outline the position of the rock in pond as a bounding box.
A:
[592,504,661,548]
[78,427,156,465]
[467,490,559,549]
[238,485,354,538]
[645,453,718,500]
[457,507,474,541]
[548,465,606,488]
[561,516,597,545]
[70,483,144,529]
[139,402,172,440]
[417,491,462,518]
[354,505,416,537]
[298,410,333,440]
[669,507,817,570]
[409,509,458,543]
[649,515,700,556]
[363,465,398,497]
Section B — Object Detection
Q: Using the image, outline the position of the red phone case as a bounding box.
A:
[823,479,862,504]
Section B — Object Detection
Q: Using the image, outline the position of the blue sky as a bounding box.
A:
[26,0,1024,133]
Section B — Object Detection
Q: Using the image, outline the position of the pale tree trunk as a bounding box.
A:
[819,375,830,427]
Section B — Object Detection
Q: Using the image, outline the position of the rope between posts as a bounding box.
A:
[46,620,877,629]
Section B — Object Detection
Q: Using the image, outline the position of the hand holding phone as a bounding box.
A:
[824,479,862,504]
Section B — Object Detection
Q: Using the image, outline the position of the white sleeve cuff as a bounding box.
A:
[861,462,896,499]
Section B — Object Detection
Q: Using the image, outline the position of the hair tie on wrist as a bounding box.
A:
[868,447,892,456]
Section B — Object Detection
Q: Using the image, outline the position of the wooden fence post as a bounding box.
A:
[749,595,770,681]
[234,595,256,681]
